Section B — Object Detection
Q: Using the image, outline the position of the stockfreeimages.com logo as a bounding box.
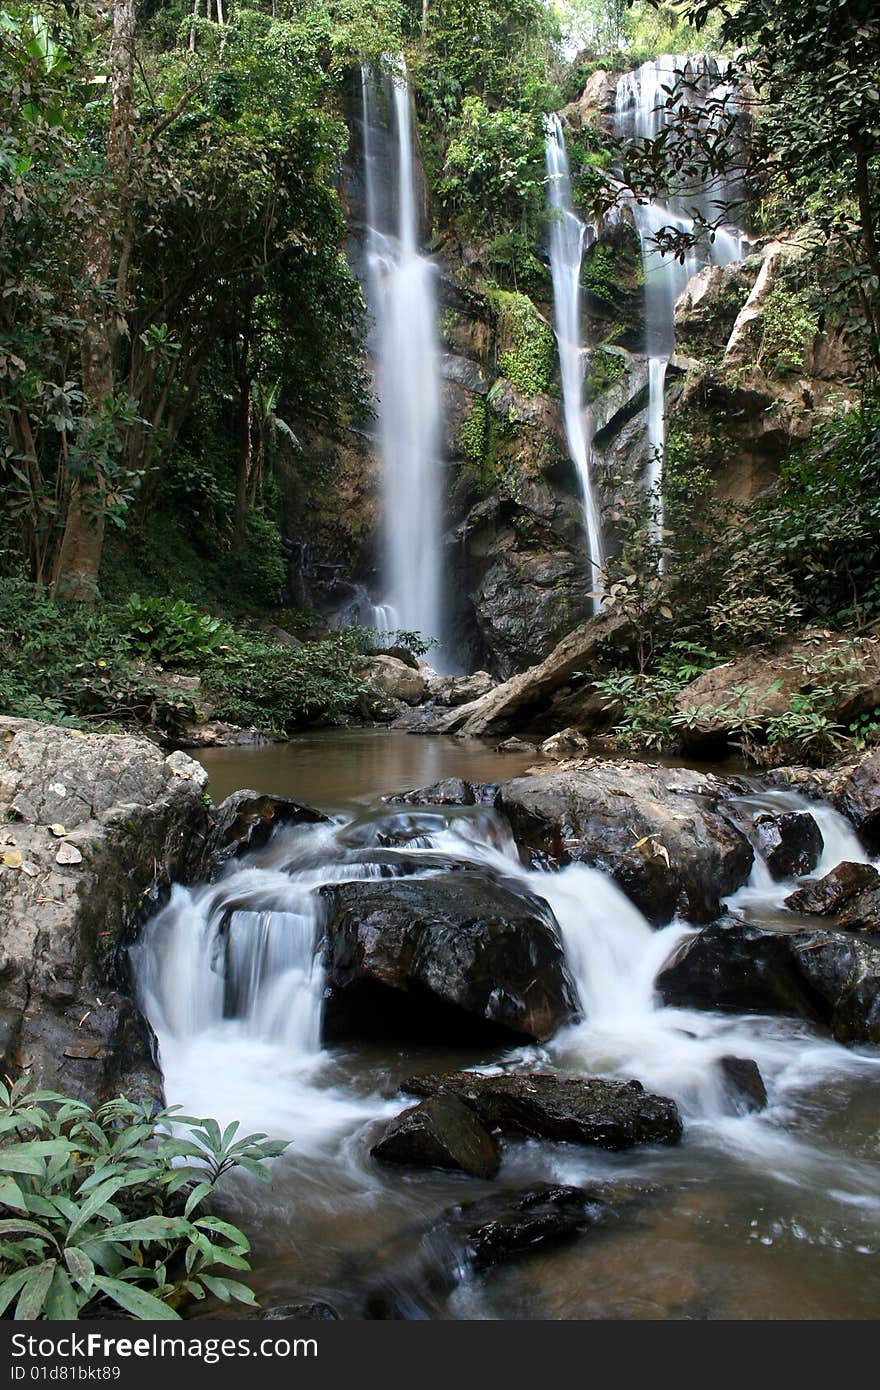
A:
[10,1332,317,1373]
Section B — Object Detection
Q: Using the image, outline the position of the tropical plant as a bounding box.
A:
[0,1078,288,1320]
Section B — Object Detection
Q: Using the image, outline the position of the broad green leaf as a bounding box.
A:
[101,1216,190,1243]
[64,1245,95,1291]
[0,1266,36,1316]
[44,1266,80,1320]
[92,1275,181,1320]
[67,1174,130,1238]
[15,1259,57,1321]
[183,1182,213,1218]
[0,1139,75,1176]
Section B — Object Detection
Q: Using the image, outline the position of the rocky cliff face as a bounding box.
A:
[282,64,857,679]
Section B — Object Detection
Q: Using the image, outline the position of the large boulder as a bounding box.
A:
[657,919,880,1044]
[320,872,579,1043]
[496,761,753,925]
[674,632,880,755]
[750,810,823,880]
[204,789,328,868]
[420,612,630,739]
[359,654,428,706]
[0,717,211,1105]
[402,1072,682,1150]
[371,1095,501,1179]
[424,670,496,708]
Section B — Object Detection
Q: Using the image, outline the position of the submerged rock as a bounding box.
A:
[362,1184,617,1318]
[371,1095,500,1179]
[718,1056,768,1114]
[321,872,578,1044]
[261,1302,340,1321]
[496,761,753,925]
[751,810,823,880]
[402,1071,682,1150]
[657,919,880,1044]
[785,861,880,917]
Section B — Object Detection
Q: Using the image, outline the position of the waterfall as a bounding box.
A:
[613,55,746,540]
[544,114,605,606]
[360,63,444,649]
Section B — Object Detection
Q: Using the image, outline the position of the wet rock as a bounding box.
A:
[835,885,880,935]
[496,761,753,925]
[261,1302,340,1321]
[836,751,880,852]
[0,717,211,1105]
[402,1072,682,1150]
[371,1095,500,1179]
[359,654,428,706]
[384,778,479,807]
[785,861,880,916]
[205,789,328,866]
[718,1056,768,1114]
[657,919,880,1044]
[362,1184,616,1318]
[496,737,538,755]
[176,722,275,749]
[321,873,579,1044]
[751,810,823,880]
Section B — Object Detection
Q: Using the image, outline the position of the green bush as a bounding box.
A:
[124,595,234,668]
[489,291,557,397]
[204,627,369,732]
[0,1078,288,1320]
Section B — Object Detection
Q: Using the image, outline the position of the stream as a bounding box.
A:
[134,733,880,1319]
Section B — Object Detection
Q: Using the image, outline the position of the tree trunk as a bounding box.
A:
[53,0,136,601]
[188,0,198,51]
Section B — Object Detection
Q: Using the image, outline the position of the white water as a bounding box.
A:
[135,794,880,1226]
[613,56,747,537]
[544,114,605,605]
[360,64,444,650]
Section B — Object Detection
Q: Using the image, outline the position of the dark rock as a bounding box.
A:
[206,789,328,866]
[371,1095,500,1179]
[402,1071,682,1150]
[496,737,538,754]
[751,811,823,879]
[384,778,477,806]
[261,1302,340,1321]
[785,861,880,916]
[497,762,753,926]
[362,1184,615,1318]
[657,919,880,1044]
[836,751,880,852]
[321,873,578,1044]
[836,885,880,935]
[719,1056,768,1113]
[658,921,820,1019]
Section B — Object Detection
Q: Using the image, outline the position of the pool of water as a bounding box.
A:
[193,729,545,812]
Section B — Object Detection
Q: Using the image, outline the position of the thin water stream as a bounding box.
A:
[135,738,880,1319]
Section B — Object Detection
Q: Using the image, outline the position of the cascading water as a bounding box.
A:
[544,114,605,605]
[613,55,747,540]
[136,780,880,1313]
[360,63,444,648]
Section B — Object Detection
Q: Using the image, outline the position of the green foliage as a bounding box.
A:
[585,347,626,400]
[204,627,370,733]
[0,1077,288,1321]
[489,291,557,397]
[124,595,233,668]
[0,577,196,733]
[724,401,880,630]
[438,98,547,243]
[755,284,820,376]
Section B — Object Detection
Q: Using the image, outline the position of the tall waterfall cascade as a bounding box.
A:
[544,114,605,606]
[613,55,747,539]
[360,63,444,648]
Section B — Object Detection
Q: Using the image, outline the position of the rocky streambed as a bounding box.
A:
[2,717,880,1318]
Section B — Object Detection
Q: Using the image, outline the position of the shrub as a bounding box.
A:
[0,1078,288,1320]
[124,595,234,668]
